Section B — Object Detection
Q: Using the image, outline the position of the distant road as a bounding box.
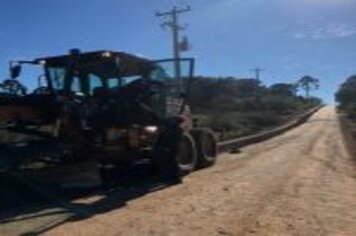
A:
[4,106,356,236]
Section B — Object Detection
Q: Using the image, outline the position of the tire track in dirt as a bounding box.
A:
[192,109,331,236]
[241,108,356,236]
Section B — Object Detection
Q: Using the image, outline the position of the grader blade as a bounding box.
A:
[19,161,102,189]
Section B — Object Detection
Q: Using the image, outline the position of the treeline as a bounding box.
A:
[336,75,356,118]
[189,76,322,140]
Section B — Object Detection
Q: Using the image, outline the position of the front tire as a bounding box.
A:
[152,128,197,182]
[175,132,197,175]
[190,128,218,169]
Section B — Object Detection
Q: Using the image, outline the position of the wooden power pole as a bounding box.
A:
[156,6,191,80]
[250,67,265,81]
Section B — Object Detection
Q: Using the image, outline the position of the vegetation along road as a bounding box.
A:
[3,106,356,235]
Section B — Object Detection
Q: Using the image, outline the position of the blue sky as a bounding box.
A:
[0,0,355,103]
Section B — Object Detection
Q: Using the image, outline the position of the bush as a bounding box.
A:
[243,111,281,127]
[190,76,322,140]
[261,95,300,115]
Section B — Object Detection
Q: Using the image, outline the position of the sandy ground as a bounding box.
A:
[2,106,356,236]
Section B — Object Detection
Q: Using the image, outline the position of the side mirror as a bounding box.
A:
[10,65,22,79]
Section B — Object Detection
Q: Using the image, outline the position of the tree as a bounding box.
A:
[297,76,319,98]
[335,75,356,110]
[233,79,266,98]
[269,83,297,97]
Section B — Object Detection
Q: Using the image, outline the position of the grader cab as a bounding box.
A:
[0,50,217,184]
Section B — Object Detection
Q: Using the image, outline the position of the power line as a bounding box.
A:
[156,5,191,79]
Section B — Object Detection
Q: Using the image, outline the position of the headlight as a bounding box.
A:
[102,51,111,58]
[144,126,158,133]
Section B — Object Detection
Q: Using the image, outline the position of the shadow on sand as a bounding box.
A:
[0,162,179,235]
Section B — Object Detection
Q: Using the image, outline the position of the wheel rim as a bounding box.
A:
[176,135,195,169]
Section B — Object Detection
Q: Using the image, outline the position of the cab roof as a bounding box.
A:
[35,50,154,78]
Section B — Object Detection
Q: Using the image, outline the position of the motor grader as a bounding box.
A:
[0,49,217,184]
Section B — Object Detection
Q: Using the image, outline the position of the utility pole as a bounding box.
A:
[250,67,265,81]
[156,5,191,80]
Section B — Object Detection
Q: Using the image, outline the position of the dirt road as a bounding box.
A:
[3,106,356,235]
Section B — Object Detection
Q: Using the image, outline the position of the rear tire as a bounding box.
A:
[190,128,218,169]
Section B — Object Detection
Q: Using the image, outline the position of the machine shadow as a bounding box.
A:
[0,162,179,235]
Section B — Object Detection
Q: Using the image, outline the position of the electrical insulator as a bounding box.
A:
[179,36,190,52]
